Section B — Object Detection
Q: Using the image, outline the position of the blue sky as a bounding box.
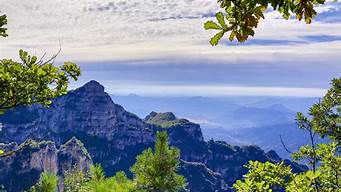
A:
[0,0,340,97]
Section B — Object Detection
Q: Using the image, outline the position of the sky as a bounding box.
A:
[0,0,340,97]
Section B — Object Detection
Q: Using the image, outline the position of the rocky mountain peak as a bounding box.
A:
[144,112,207,162]
[144,111,158,121]
[77,80,105,93]
[0,80,152,145]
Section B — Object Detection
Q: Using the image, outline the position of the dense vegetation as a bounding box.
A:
[205,0,336,45]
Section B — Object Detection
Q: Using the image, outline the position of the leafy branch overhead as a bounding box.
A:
[205,0,329,46]
[0,49,81,115]
[0,14,81,115]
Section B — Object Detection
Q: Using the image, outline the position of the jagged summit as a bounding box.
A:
[76,80,105,93]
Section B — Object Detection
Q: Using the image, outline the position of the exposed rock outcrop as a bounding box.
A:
[0,138,92,192]
[147,112,208,162]
[180,161,228,192]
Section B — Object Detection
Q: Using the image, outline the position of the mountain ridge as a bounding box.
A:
[0,80,307,191]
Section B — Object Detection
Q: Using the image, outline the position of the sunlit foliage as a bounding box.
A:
[131,131,187,192]
[205,0,334,45]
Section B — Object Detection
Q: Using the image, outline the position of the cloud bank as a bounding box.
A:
[0,0,340,97]
[0,0,340,62]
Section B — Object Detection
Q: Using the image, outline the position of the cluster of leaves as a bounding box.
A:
[301,78,341,143]
[131,131,187,192]
[233,77,341,192]
[234,161,293,191]
[0,50,81,115]
[235,142,340,191]
[290,143,341,191]
[0,13,81,116]
[0,14,7,37]
[204,0,329,45]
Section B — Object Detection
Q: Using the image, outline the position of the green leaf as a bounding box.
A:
[244,28,255,36]
[210,30,225,46]
[216,12,226,28]
[305,171,320,180]
[204,21,222,30]
[255,6,266,19]
[229,31,236,41]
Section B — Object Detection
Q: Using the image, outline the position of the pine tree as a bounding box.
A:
[131,131,187,192]
[29,172,58,192]
[89,164,105,183]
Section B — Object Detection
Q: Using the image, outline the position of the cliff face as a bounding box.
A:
[146,111,209,163]
[0,81,306,192]
[0,138,92,192]
[180,161,228,192]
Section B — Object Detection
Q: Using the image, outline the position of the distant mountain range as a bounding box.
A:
[111,94,320,158]
[0,81,306,192]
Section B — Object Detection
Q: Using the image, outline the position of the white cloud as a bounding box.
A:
[0,0,340,62]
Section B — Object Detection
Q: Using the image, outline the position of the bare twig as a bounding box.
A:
[280,134,293,154]
[36,52,47,65]
[41,40,62,65]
